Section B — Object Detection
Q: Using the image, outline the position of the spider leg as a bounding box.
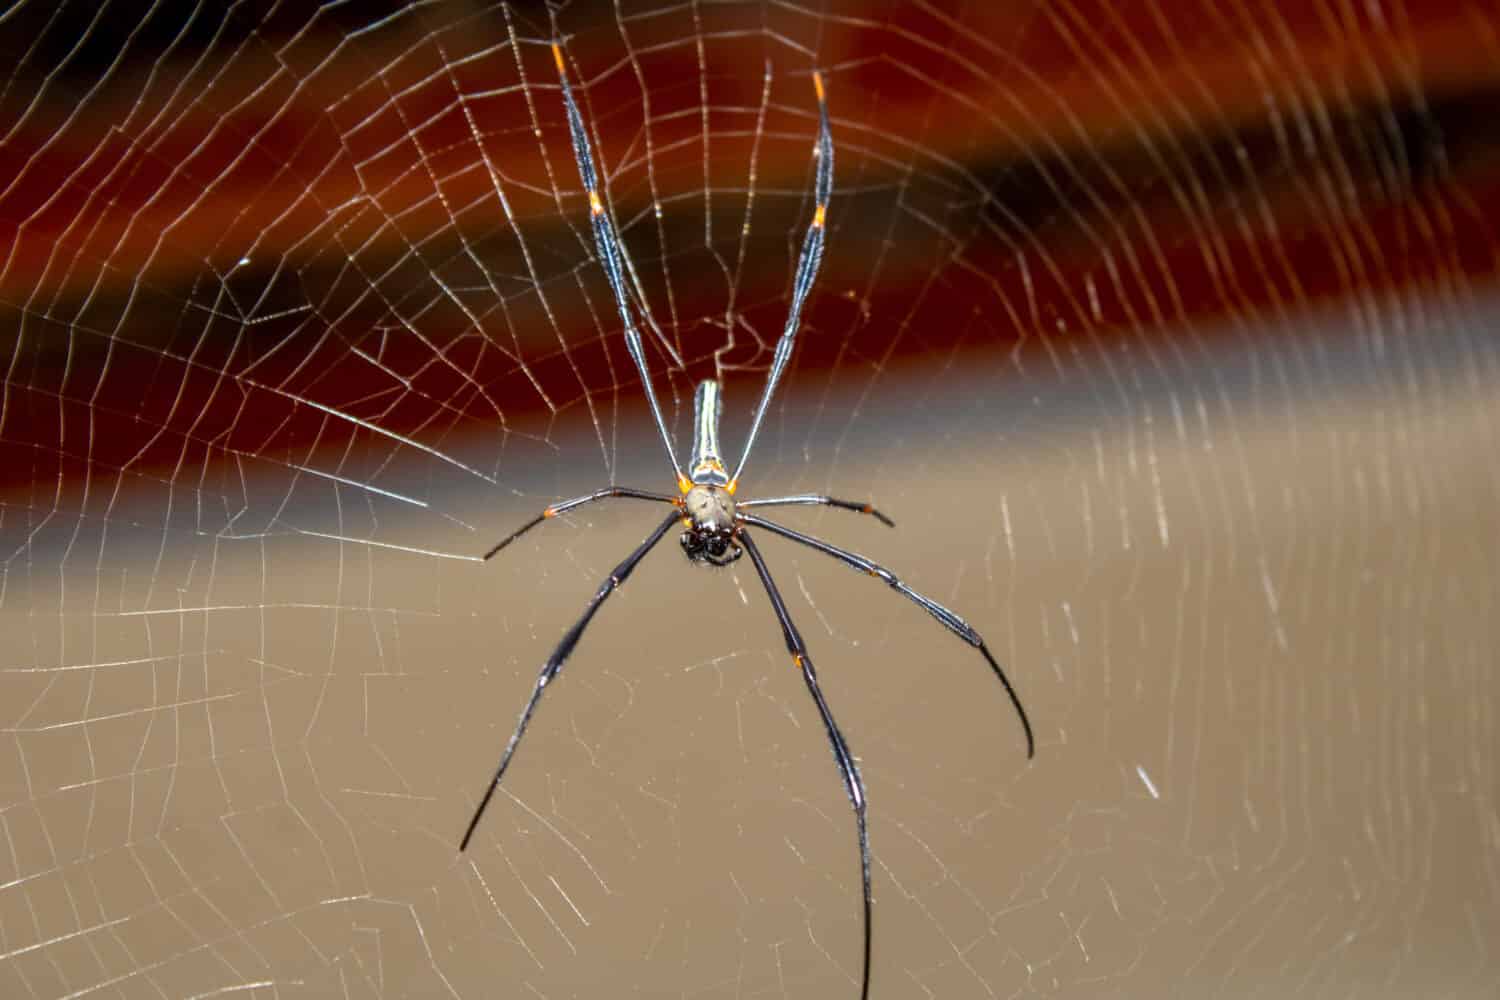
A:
[737,494,894,528]
[461,511,679,851]
[481,487,676,560]
[740,513,1035,758]
[731,70,833,488]
[552,44,686,487]
[740,530,872,1000]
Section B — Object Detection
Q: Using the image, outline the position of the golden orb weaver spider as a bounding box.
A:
[460,43,1035,999]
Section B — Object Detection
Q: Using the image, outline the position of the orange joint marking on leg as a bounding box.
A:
[680,517,692,530]
[589,191,604,216]
[813,204,826,228]
[793,654,805,668]
[551,44,565,74]
[543,507,558,518]
[812,71,825,102]
[861,504,873,513]
[677,474,693,494]
[726,478,738,495]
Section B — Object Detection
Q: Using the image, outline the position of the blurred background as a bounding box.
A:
[2,1,1497,996]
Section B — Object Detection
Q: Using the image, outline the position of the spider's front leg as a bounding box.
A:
[739,529,872,999]
[741,512,1034,758]
[461,511,679,851]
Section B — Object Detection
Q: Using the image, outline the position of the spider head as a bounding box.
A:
[680,530,742,566]
[680,484,741,566]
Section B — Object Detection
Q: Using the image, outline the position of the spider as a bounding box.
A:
[460,43,1035,999]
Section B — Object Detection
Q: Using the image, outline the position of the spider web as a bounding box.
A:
[3,1,1498,996]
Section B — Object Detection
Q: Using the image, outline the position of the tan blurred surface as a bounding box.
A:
[4,1,1500,996]
[4,321,1497,997]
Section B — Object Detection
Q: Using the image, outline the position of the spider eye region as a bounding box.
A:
[680,485,740,566]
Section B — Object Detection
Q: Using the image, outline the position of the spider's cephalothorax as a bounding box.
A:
[680,484,740,565]
[464,52,1035,1000]
[679,380,742,565]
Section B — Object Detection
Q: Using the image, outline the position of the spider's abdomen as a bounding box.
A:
[689,380,730,486]
[681,485,740,565]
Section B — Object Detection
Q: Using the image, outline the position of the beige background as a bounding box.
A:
[4,313,1497,997]
[2,1,1498,995]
